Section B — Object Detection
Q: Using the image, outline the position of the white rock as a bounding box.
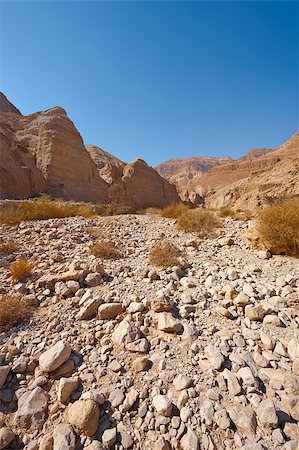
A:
[39,340,71,372]
[152,395,172,416]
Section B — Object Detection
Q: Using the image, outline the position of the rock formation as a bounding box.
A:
[0,92,21,114]
[0,93,180,208]
[0,106,108,202]
[85,144,125,184]
[206,132,299,209]
[156,156,232,196]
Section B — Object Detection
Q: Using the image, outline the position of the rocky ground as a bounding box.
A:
[0,213,299,450]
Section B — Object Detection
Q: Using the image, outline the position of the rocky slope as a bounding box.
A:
[156,156,232,188]
[0,93,21,115]
[206,132,299,209]
[0,94,179,208]
[0,213,299,449]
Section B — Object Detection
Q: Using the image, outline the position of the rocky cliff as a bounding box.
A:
[0,92,21,114]
[0,106,108,202]
[0,93,180,208]
[156,156,232,189]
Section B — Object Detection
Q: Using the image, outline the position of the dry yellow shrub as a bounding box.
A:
[90,239,122,259]
[160,203,189,219]
[149,240,182,268]
[0,241,19,255]
[0,199,94,225]
[177,209,220,237]
[0,295,33,331]
[9,258,33,282]
[257,197,299,257]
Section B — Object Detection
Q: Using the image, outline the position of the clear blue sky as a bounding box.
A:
[0,1,298,166]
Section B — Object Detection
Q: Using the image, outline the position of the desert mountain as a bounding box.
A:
[156,156,232,188]
[0,93,180,208]
[206,131,299,209]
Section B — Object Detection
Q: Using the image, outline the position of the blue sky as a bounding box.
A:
[0,1,298,166]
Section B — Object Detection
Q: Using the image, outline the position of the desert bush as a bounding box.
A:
[256,197,299,257]
[90,239,122,259]
[0,295,33,331]
[145,207,162,215]
[9,258,33,281]
[0,199,94,225]
[218,207,235,218]
[149,240,182,268]
[0,241,19,255]
[177,208,220,237]
[160,203,190,219]
[234,209,253,221]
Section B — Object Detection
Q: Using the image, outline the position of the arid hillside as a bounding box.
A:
[206,131,299,209]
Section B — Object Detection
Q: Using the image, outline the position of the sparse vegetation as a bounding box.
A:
[90,239,122,259]
[9,258,33,282]
[149,239,182,268]
[0,240,19,255]
[145,207,162,215]
[0,295,33,331]
[160,203,189,219]
[177,208,220,237]
[257,197,299,257]
[234,209,253,221]
[0,199,94,225]
[218,207,235,218]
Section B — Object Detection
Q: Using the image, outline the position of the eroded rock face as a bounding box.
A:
[0,93,180,208]
[0,105,108,202]
[120,158,180,209]
[206,132,299,209]
[0,92,21,114]
[85,144,125,184]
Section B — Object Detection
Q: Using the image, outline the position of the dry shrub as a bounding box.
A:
[257,197,299,257]
[9,258,33,281]
[218,207,235,218]
[160,203,190,219]
[0,199,94,225]
[0,295,33,331]
[177,209,220,237]
[145,207,162,215]
[85,227,106,240]
[234,209,253,221]
[0,241,19,255]
[149,240,181,268]
[90,239,122,259]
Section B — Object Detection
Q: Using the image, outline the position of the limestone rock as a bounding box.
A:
[152,395,172,416]
[67,399,100,436]
[228,406,257,441]
[0,427,15,449]
[98,303,125,320]
[156,312,183,333]
[112,319,149,353]
[39,340,71,372]
[58,377,78,404]
[53,424,75,450]
[180,427,200,450]
[14,387,48,430]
